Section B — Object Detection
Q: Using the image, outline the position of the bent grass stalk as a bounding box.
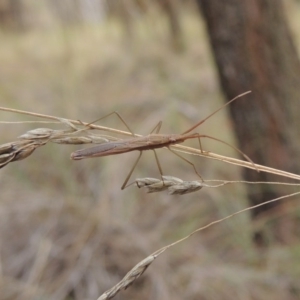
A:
[97,190,300,300]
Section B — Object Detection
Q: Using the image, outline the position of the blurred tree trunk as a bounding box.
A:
[197,0,300,245]
[0,0,24,30]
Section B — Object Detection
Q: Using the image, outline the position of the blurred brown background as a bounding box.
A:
[1,0,300,299]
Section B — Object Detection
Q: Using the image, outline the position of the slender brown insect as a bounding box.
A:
[71,91,254,189]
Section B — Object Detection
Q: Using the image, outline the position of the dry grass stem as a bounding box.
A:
[0,120,62,124]
[1,105,300,182]
[97,190,300,299]
[1,106,300,182]
[172,145,300,181]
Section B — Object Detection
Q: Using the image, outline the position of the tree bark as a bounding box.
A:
[197,0,300,244]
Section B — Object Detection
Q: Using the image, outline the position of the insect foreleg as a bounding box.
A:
[85,111,136,136]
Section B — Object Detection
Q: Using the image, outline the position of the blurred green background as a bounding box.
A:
[1,1,300,299]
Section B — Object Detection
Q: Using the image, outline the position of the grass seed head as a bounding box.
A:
[136,176,203,194]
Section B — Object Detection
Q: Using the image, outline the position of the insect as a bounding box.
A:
[71,91,254,189]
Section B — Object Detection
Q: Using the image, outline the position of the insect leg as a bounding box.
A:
[85,111,136,136]
[196,134,259,172]
[152,149,165,184]
[150,121,163,134]
[197,136,204,153]
[121,151,143,190]
[181,91,251,134]
[168,147,204,181]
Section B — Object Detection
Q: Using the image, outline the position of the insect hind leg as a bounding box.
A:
[195,133,259,172]
[168,147,204,182]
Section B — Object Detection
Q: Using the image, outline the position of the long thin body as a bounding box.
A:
[71,91,252,161]
[71,133,195,160]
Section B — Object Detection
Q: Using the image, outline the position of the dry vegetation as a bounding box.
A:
[1,2,300,300]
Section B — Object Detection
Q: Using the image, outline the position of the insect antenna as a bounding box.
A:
[181,91,251,135]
